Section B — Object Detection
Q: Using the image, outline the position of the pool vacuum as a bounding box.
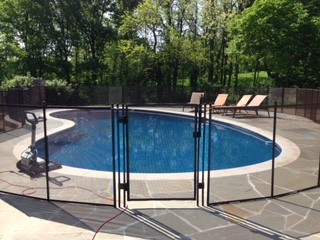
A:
[17,111,61,176]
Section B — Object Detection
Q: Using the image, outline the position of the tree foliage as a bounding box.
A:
[228,0,320,87]
[0,0,319,90]
[0,72,36,90]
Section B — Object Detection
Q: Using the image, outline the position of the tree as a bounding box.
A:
[70,0,115,85]
[202,0,238,87]
[1,0,318,90]
[0,0,116,85]
[228,0,320,87]
[0,0,54,78]
[46,0,76,83]
[119,0,209,90]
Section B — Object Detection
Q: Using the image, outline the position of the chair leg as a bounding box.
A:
[232,109,236,117]
[222,109,226,116]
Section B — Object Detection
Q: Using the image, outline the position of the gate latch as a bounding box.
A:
[118,116,128,124]
[193,131,201,138]
[119,183,128,191]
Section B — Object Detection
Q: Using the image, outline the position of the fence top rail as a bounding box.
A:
[0,103,112,110]
[1,102,319,109]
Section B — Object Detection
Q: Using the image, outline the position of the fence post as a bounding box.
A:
[281,88,285,113]
[111,104,117,207]
[295,88,298,116]
[42,101,50,201]
[318,152,320,187]
[0,98,4,132]
[206,107,212,206]
[200,103,206,206]
[318,89,320,124]
[194,105,199,205]
[271,101,277,197]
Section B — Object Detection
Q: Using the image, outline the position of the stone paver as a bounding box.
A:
[0,108,319,239]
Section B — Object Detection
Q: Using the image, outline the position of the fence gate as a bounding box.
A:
[112,104,206,207]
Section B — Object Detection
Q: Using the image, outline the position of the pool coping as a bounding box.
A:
[12,108,300,180]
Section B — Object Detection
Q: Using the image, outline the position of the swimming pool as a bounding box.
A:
[36,109,281,173]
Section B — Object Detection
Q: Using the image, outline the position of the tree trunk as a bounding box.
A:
[234,61,239,89]
[220,29,227,86]
[172,58,179,92]
[227,62,233,89]
[208,39,215,84]
[190,66,198,91]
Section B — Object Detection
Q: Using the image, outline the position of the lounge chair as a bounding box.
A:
[235,94,253,107]
[222,94,252,115]
[183,92,204,111]
[224,95,270,117]
[209,94,229,112]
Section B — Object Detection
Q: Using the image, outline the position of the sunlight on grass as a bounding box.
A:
[238,71,269,87]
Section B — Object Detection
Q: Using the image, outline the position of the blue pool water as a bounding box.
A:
[37,110,281,173]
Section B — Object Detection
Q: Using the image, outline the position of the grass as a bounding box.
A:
[238,71,269,87]
[176,71,271,89]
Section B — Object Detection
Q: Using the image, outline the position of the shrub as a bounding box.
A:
[0,73,36,90]
[45,78,73,92]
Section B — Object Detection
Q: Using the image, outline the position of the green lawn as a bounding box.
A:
[177,71,270,88]
[238,71,269,87]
